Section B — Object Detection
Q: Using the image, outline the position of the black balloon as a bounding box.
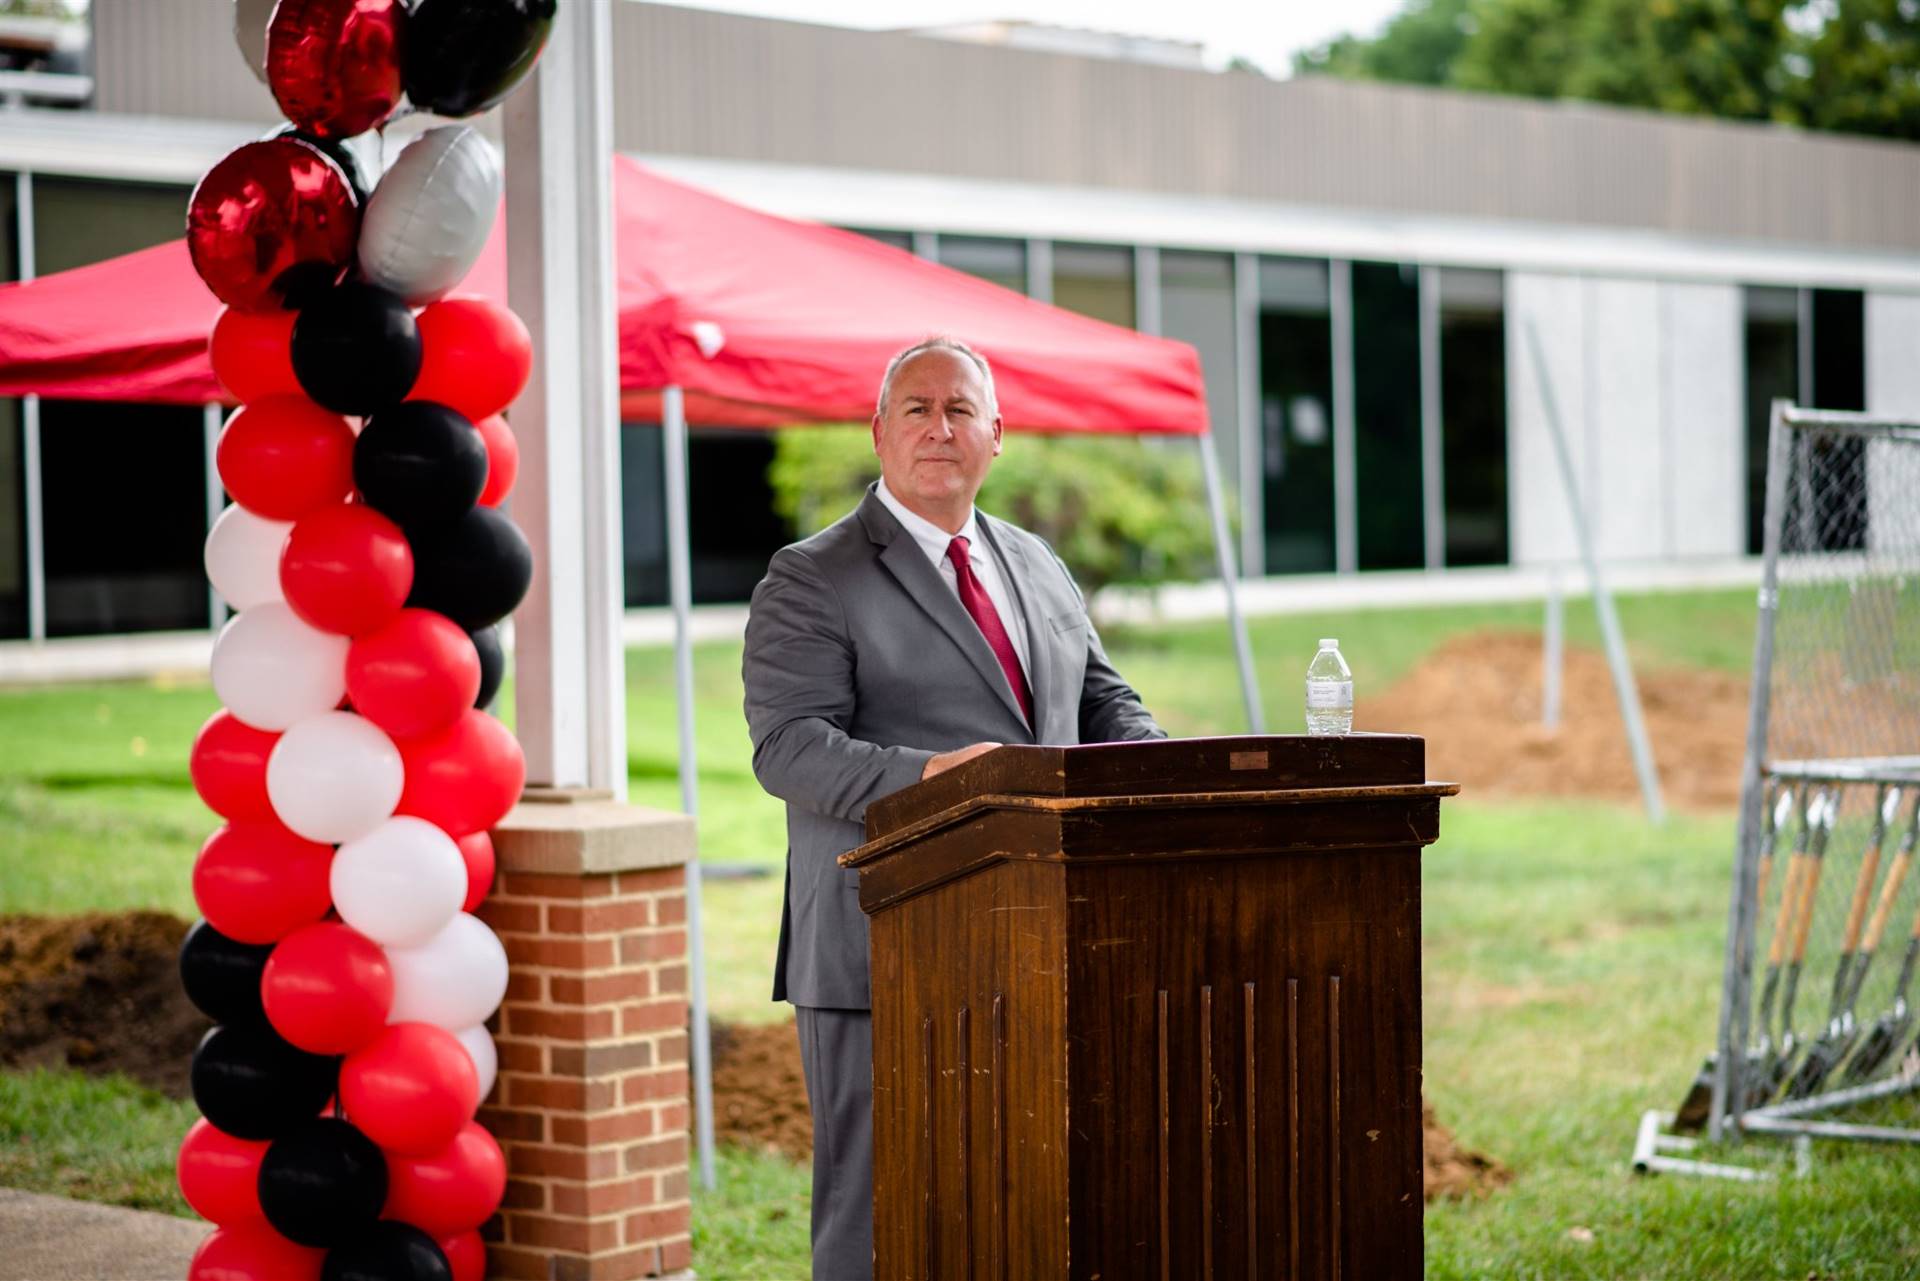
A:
[259,1117,388,1249]
[406,507,532,630]
[354,401,488,530]
[191,1024,339,1141]
[291,282,422,416]
[178,918,272,1028]
[469,624,503,710]
[322,1222,452,1281]
[404,0,556,118]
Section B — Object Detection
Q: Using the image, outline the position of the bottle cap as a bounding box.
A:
[1319,638,1338,648]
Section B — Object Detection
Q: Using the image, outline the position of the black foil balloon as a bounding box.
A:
[406,507,532,630]
[264,124,372,204]
[291,281,422,416]
[469,625,503,710]
[259,1117,388,1249]
[354,401,488,530]
[190,1024,339,1141]
[322,1222,453,1281]
[178,918,272,1027]
[404,0,556,118]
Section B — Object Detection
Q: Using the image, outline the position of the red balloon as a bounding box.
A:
[384,1122,506,1236]
[280,505,414,636]
[187,138,358,312]
[345,610,481,739]
[455,831,495,913]
[177,1119,269,1226]
[192,821,334,945]
[267,0,406,139]
[189,1222,324,1281]
[411,298,533,421]
[436,1230,486,1281]
[473,415,518,508]
[216,397,356,521]
[262,922,395,1055]
[190,711,281,823]
[396,710,526,838]
[210,307,300,403]
[339,1023,478,1157]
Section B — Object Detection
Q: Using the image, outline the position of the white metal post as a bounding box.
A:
[662,386,717,1191]
[1025,237,1052,305]
[203,403,227,629]
[1133,245,1161,336]
[1330,259,1358,575]
[17,170,44,643]
[1198,434,1264,732]
[1542,566,1563,729]
[501,0,627,796]
[1233,252,1263,578]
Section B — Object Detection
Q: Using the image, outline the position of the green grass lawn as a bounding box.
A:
[14,586,1920,1278]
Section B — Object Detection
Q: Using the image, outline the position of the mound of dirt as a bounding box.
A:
[0,912,206,1098]
[1360,630,1750,810]
[706,1018,1508,1201]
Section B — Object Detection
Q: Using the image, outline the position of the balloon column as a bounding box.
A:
[184,4,554,1279]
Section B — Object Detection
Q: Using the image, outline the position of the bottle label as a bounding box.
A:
[1305,680,1352,710]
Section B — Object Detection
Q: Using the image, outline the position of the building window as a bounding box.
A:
[1159,250,1238,523]
[1051,242,1134,328]
[1742,286,1799,554]
[1353,261,1423,571]
[1257,256,1334,574]
[842,227,914,253]
[32,175,191,275]
[936,236,1026,293]
[620,425,792,607]
[1439,268,1508,567]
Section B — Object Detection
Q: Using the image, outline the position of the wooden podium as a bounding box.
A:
[841,734,1456,1281]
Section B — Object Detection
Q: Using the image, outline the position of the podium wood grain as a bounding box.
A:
[843,736,1455,1281]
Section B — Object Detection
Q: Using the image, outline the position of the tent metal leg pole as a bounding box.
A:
[1198,433,1263,732]
[203,403,227,630]
[663,386,717,1191]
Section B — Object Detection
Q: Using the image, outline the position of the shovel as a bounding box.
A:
[1674,781,1795,1130]
[1841,792,1920,1084]
[1785,785,1901,1099]
[1754,788,1838,1107]
[1737,784,1818,1113]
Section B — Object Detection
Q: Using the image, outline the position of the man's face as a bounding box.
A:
[871,349,1003,517]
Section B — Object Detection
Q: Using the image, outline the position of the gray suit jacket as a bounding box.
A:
[743,485,1164,1009]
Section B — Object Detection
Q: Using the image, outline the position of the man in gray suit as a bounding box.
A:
[743,337,1164,1279]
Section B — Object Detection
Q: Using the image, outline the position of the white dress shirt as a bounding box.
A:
[874,478,1033,676]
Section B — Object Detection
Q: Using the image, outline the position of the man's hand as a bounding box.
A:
[922,741,1002,780]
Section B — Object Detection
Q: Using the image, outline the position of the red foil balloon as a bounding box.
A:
[455,830,494,913]
[192,821,335,945]
[187,138,358,312]
[177,1119,270,1226]
[209,307,301,403]
[473,413,518,507]
[383,1122,507,1235]
[339,1022,479,1157]
[346,609,482,740]
[215,397,356,521]
[190,710,281,823]
[410,298,533,421]
[267,0,407,140]
[188,1221,324,1281]
[262,921,395,1055]
[280,504,415,636]
[395,709,526,838]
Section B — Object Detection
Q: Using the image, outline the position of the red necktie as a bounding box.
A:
[946,535,1031,723]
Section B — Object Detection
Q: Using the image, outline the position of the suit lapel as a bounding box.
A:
[977,514,1050,731]
[860,491,1030,729]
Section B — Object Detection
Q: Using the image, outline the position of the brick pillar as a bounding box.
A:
[477,790,697,1280]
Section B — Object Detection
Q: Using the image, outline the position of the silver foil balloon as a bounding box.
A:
[356,126,501,307]
[234,0,274,84]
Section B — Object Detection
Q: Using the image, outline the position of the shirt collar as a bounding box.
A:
[875,478,980,564]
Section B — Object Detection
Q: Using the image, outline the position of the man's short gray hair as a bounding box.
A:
[875,336,998,418]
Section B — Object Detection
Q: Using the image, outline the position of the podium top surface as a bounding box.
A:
[863,733,1431,844]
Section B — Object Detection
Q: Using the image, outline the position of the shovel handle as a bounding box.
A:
[1791,856,1826,964]
[1841,841,1886,956]
[1769,852,1806,968]
[1863,850,1916,957]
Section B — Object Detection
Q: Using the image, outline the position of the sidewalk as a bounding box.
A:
[0,1187,204,1281]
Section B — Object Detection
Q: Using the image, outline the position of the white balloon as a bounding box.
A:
[331,816,466,948]
[210,602,349,732]
[266,712,404,845]
[233,0,272,84]
[357,127,501,306]
[204,504,290,612]
[386,913,509,1031]
[454,1024,498,1106]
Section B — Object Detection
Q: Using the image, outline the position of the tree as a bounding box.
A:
[1294,0,1477,85]
[1781,0,1920,139]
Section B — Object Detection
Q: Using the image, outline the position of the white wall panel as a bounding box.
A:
[1864,293,1920,553]
[1662,283,1745,558]
[1507,273,1588,565]
[1586,279,1664,560]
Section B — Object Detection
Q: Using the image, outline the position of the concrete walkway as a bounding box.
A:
[0,1187,204,1281]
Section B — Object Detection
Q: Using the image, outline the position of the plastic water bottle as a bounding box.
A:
[1305,638,1353,736]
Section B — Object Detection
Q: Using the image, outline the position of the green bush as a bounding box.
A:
[767,426,1223,597]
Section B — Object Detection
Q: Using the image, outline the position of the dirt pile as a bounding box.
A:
[1360,630,1750,810]
[1422,1101,1512,1200]
[0,912,206,1098]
